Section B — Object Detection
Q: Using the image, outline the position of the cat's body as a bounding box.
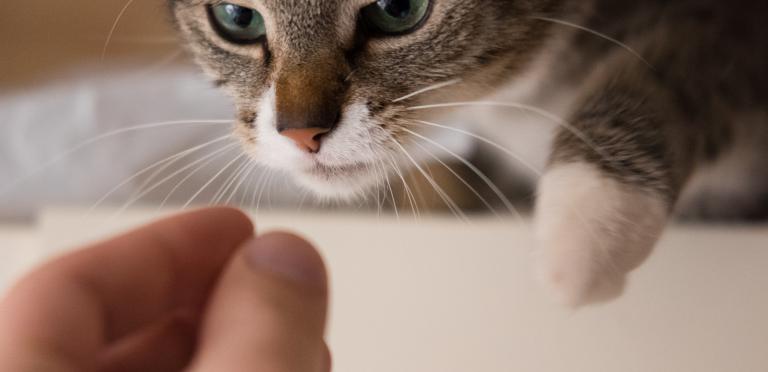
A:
[171,0,768,306]
[485,0,768,220]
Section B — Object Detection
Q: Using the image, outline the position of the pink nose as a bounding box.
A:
[279,127,331,153]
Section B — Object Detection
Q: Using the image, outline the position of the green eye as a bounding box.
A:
[361,0,431,35]
[208,3,266,44]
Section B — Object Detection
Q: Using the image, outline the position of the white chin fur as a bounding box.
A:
[291,169,380,201]
[250,86,389,200]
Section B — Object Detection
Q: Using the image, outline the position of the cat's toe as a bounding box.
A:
[536,253,627,308]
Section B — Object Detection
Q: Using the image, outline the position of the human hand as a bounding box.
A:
[0,208,330,372]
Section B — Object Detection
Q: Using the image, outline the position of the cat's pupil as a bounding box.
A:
[225,4,254,28]
[377,0,411,19]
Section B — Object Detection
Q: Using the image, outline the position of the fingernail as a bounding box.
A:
[244,232,327,289]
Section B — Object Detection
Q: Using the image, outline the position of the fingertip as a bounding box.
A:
[156,207,255,256]
[187,231,329,372]
[244,232,327,291]
[183,207,255,236]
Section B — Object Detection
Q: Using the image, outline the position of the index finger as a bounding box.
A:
[0,207,253,369]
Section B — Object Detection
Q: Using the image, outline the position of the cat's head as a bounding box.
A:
[170,0,567,198]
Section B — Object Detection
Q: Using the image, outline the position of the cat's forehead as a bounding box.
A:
[244,0,371,17]
[175,0,371,18]
[263,0,368,9]
[262,0,335,15]
[230,0,375,48]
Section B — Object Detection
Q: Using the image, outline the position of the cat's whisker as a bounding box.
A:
[133,127,226,200]
[297,189,311,212]
[102,0,138,61]
[358,188,372,210]
[344,69,358,83]
[156,144,239,209]
[132,49,184,77]
[362,131,384,213]
[245,169,259,211]
[373,173,383,217]
[249,168,271,213]
[385,153,418,220]
[64,120,230,155]
[373,158,389,217]
[530,16,654,70]
[89,134,232,213]
[378,156,400,220]
[227,162,259,205]
[363,160,377,213]
[403,127,523,219]
[255,169,276,213]
[408,138,500,217]
[226,161,257,205]
[182,152,247,209]
[407,101,617,169]
[0,119,231,199]
[390,137,469,223]
[265,171,280,210]
[237,164,259,207]
[115,142,238,217]
[360,161,378,211]
[131,153,186,201]
[406,169,425,212]
[85,36,178,45]
[365,130,398,217]
[210,159,246,204]
[211,157,251,204]
[412,119,543,177]
[380,158,399,218]
[392,78,462,103]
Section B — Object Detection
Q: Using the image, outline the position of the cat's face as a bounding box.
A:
[171,0,564,198]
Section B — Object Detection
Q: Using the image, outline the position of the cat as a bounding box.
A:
[169,0,768,306]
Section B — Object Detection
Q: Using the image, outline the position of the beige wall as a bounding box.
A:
[0,0,180,90]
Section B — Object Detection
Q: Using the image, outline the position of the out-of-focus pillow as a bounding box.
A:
[0,67,300,220]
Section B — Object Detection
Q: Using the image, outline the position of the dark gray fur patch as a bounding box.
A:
[546,0,767,219]
[238,110,257,128]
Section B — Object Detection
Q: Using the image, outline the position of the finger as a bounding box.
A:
[0,207,253,371]
[188,232,329,372]
[321,342,332,372]
[96,312,196,372]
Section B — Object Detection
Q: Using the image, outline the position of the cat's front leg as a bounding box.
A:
[535,162,668,306]
[534,79,697,307]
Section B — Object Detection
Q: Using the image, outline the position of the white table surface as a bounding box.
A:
[2,208,767,372]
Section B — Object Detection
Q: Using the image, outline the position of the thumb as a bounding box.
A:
[188,232,330,372]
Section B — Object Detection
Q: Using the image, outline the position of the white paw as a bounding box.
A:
[535,163,668,307]
[535,236,628,307]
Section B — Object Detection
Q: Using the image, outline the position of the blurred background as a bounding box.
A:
[0,0,308,221]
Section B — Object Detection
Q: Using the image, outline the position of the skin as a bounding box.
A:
[0,208,331,372]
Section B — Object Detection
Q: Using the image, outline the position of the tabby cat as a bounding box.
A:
[169,0,768,306]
